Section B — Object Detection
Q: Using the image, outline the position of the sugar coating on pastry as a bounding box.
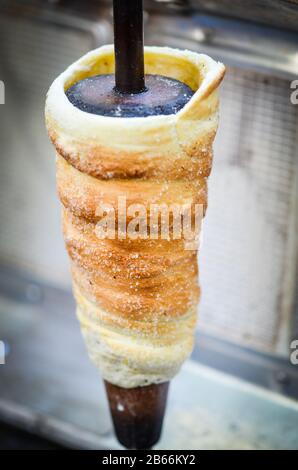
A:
[45,45,225,388]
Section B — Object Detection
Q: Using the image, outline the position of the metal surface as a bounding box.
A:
[144,0,298,32]
[145,12,298,78]
[189,0,298,32]
[0,421,63,449]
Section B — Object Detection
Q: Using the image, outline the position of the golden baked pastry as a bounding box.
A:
[45,45,225,388]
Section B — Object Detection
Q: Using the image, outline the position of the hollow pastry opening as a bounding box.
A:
[64,48,203,92]
[64,48,203,118]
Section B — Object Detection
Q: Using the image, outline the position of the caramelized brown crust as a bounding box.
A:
[63,208,196,280]
[50,128,214,181]
[57,154,208,222]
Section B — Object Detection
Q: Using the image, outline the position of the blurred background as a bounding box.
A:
[0,0,297,449]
